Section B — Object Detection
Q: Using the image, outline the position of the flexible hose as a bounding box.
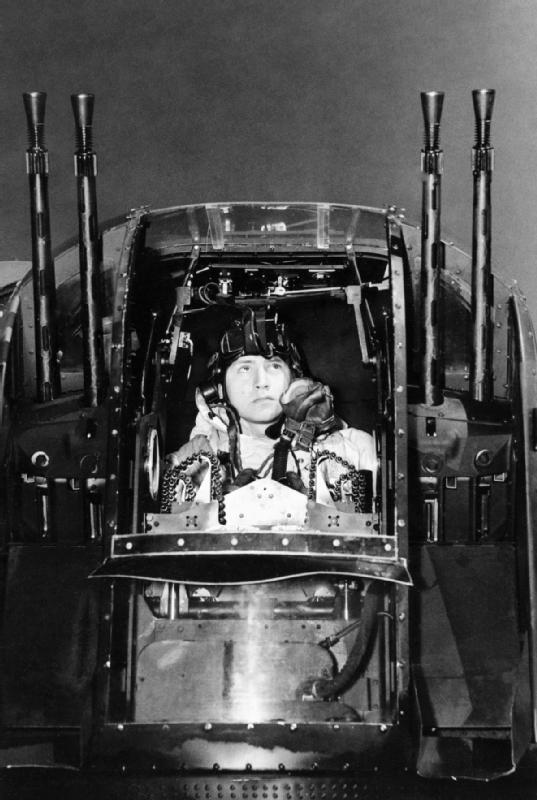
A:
[313,582,383,699]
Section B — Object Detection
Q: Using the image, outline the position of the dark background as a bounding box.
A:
[2,4,537,795]
[1,0,537,311]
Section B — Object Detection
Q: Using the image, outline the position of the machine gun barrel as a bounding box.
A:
[420,91,444,406]
[470,89,495,402]
[23,91,61,402]
[71,93,105,406]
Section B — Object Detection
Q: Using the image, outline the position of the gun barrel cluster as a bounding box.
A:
[23,91,105,406]
[22,89,496,408]
[418,88,495,405]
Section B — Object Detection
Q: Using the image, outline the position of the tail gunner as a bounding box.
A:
[166,309,375,508]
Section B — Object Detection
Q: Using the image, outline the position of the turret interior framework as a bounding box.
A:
[0,91,536,789]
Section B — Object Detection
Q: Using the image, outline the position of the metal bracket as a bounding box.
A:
[166,244,200,371]
[345,285,375,367]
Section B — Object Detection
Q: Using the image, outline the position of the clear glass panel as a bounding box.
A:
[145,203,387,255]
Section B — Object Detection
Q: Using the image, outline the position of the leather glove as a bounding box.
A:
[223,467,258,493]
[285,471,307,494]
[280,379,339,448]
[166,434,213,467]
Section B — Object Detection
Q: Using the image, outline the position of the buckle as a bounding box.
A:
[296,420,316,450]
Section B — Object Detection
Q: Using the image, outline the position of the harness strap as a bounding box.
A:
[271,437,291,482]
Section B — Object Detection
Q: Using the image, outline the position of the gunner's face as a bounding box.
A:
[225,355,292,428]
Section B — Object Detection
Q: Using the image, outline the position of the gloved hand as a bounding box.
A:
[280,379,339,448]
[166,434,213,467]
[285,471,307,494]
[223,467,258,493]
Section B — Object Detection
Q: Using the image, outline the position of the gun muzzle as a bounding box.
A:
[71,92,105,406]
[470,89,495,402]
[23,91,61,402]
[420,91,445,406]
